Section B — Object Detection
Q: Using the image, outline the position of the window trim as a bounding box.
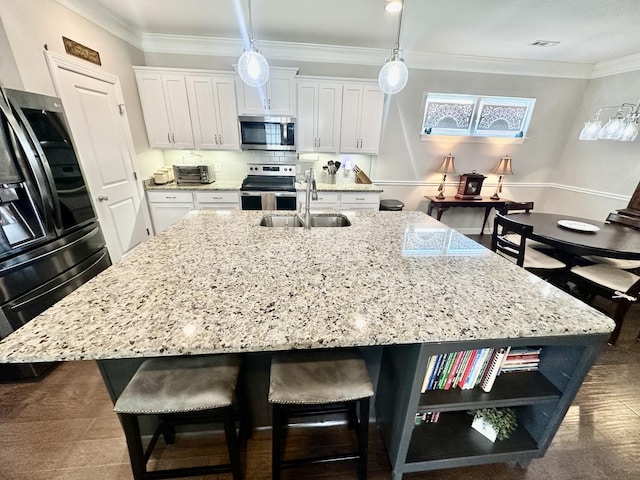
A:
[421,93,535,141]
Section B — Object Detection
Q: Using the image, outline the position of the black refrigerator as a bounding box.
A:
[0,88,111,381]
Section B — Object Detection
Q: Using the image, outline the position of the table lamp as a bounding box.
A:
[490,155,513,200]
[436,153,456,199]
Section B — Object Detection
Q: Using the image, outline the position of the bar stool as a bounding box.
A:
[114,354,250,480]
[269,349,374,480]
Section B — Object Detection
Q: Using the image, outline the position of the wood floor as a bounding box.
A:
[1,284,639,479]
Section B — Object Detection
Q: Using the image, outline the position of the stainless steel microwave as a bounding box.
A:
[239,116,296,151]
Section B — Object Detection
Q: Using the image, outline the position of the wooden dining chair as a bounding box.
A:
[491,213,566,274]
[569,263,640,344]
[581,212,640,271]
[500,202,554,251]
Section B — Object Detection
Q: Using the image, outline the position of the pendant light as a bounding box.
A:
[378,0,408,95]
[238,0,269,88]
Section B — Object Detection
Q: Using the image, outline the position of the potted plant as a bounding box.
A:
[468,407,518,442]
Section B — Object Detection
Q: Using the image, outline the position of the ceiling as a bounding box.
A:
[59,0,640,75]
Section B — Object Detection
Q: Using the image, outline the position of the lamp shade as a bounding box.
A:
[238,48,269,88]
[437,154,456,174]
[378,57,408,95]
[492,156,514,176]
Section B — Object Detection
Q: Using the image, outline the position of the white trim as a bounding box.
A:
[370,180,632,202]
[420,135,528,145]
[591,53,640,79]
[55,0,142,49]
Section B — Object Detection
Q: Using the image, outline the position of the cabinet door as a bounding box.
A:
[296,82,318,152]
[316,83,342,153]
[149,203,194,233]
[213,77,241,150]
[162,74,194,149]
[186,75,219,150]
[339,84,364,153]
[236,78,268,115]
[135,72,173,148]
[358,86,384,154]
[268,75,295,115]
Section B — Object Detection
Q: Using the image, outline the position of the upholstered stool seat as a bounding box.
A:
[269,349,374,480]
[114,355,248,480]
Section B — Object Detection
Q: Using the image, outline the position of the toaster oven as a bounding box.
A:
[173,165,215,185]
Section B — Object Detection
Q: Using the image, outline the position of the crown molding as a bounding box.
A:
[55,0,142,49]
[590,52,640,79]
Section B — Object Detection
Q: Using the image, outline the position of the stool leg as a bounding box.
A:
[222,405,243,480]
[272,404,283,480]
[347,401,357,430]
[159,416,176,445]
[357,398,370,480]
[119,413,146,480]
[236,382,253,441]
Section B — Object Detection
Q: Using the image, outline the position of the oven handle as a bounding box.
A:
[241,191,297,197]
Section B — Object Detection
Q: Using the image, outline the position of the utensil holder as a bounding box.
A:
[326,173,336,184]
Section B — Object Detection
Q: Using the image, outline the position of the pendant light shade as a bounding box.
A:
[238,0,269,88]
[238,45,269,87]
[378,52,408,95]
[378,0,408,95]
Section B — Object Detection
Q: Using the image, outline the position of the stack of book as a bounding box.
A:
[415,411,440,424]
[500,347,542,373]
[421,347,512,393]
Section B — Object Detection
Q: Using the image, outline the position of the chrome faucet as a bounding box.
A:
[300,169,318,230]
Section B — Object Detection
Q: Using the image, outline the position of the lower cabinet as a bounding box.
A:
[297,191,380,211]
[194,191,240,210]
[147,189,241,233]
[376,335,606,480]
[147,190,194,234]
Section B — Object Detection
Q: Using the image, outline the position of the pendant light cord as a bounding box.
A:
[395,1,404,52]
[248,0,255,44]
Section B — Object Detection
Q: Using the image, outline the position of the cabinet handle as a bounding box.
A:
[211,196,223,200]
[218,134,223,144]
[317,137,321,148]
[268,98,271,110]
[165,196,176,199]
[171,133,175,144]
[355,197,365,201]
[214,134,219,145]
[167,133,171,143]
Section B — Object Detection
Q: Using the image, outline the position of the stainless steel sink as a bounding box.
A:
[260,214,351,227]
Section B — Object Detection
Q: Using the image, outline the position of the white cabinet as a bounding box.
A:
[340,83,384,154]
[134,70,194,149]
[296,191,379,211]
[235,68,298,115]
[185,75,240,150]
[147,190,194,233]
[297,81,343,153]
[194,191,240,210]
[340,192,380,210]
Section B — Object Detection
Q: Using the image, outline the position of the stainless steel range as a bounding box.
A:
[240,163,297,211]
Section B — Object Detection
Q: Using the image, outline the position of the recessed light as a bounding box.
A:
[385,1,403,13]
[529,40,560,47]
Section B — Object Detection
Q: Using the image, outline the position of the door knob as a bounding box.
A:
[97,195,109,202]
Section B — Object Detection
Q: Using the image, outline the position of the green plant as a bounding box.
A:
[468,407,518,441]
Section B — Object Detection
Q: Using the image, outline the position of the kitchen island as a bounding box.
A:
[0,210,614,479]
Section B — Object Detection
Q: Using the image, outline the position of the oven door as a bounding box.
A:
[241,192,297,211]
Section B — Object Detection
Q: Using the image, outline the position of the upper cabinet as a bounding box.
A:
[185,74,240,150]
[134,67,240,151]
[297,81,343,153]
[134,70,194,149]
[340,83,384,154]
[235,67,298,116]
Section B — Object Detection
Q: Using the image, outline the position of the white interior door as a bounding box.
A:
[45,52,150,262]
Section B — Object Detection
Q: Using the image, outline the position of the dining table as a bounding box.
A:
[504,212,640,260]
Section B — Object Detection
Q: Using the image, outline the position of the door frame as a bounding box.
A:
[43,50,152,255]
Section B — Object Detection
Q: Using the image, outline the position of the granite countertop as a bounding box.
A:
[144,179,383,193]
[0,211,614,363]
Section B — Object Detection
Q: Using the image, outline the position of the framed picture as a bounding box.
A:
[62,37,101,65]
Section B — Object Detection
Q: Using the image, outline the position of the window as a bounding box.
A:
[422,93,535,139]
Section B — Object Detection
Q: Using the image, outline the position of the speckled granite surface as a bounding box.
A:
[145,180,242,190]
[0,211,614,363]
[144,179,383,193]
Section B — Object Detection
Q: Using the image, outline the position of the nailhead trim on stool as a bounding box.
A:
[269,349,374,480]
[114,355,249,480]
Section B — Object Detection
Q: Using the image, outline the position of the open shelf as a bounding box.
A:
[406,411,538,464]
[419,371,561,412]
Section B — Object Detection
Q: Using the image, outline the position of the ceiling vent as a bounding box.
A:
[529,40,560,47]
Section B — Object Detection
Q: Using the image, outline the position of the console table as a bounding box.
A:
[425,196,510,235]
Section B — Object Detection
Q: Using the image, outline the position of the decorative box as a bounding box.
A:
[455,172,486,199]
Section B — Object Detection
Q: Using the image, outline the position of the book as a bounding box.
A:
[458,349,479,389]
[480,347,510,392]
[421,355,438,393]
[437,353,456,389]
[426,354,444,391]
[466,348,492,389]
[444,350,465,390]
[452,349,473,389]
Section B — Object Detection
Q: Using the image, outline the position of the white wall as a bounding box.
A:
[0,0,163,178]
